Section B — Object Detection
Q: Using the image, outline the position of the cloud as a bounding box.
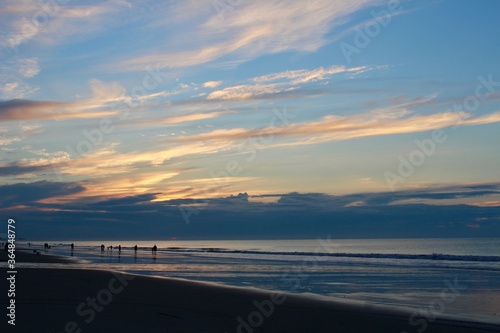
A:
[207,83,296,101]
[203,81,222,88]
[5,182,499,239]
[0,148,70,177]
[0,58,41,99]
[173,109,500,147]
[0,180,84,208]
[1,1,131,47]
[0,135,21,146]
[0,79,130,122]
[17,58,40,78]
[0,99,118,122]
[114,0,381,70]
[0,163,56,177]
[156,111,229,124]
[39,140,233,200]
[252,65,369,85]
[470,201,500,207]
[0,99,68,121]
[86,79,127,105]
[207,65,374,101]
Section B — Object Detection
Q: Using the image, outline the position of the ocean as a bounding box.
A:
[14,237,500,321]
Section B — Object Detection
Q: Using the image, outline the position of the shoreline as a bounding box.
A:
[0,248,81,264]
[1,266,499,332]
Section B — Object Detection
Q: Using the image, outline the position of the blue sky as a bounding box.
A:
[1,0,500,224]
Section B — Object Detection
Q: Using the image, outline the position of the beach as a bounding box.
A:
[2,250,500,333]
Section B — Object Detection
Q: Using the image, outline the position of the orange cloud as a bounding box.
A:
[173,110,500,146]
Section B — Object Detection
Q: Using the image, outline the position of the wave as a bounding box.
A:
[36,242,500,266]
[161,247,500,263]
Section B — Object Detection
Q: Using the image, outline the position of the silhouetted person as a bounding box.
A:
[118,245,121,252]
[152,245,157,252]
[134,245,138,252]
[71,243,74,250]
[33,250,40,255]
[101,244,105,251]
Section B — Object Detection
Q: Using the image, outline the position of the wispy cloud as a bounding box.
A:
[155,111,230,124]
[251,65,370,84]
[114,0,381,71]
[17,58,40,78]
[207,83,296,101]
[173,110,500,147]
[0,58,41,99]
[0,79,130,122]
[0,99,118,122]
[1,1,131,47]
[207,65,372,101]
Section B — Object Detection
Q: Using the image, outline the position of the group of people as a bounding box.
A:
[43,243,51,249]
[99,244,158,252]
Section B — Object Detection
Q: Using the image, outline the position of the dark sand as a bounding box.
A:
[1,248,80,264]
[1,251,500,332]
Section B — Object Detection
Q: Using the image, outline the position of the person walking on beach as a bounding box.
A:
[118,245,121,252]
[101,244,105,251]
[134,245,138,252]
[152,244,157,252]
[71,243,74,250]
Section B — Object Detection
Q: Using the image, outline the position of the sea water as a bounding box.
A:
[14,237,500,321]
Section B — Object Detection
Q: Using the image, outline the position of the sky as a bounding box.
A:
[0,0,499,239]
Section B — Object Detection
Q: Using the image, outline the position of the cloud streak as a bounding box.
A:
[114,0,381,71]
[1,1,131,47]
[173,110,500,147]
[0,99,118,122]
[207,65,372,101]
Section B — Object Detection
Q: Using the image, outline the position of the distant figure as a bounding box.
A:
[110,245,113,251]
[134,245,138,252]
[33,250,40,255]
[71,243,74,250]
[118,245,121,252]
[101,244,105,251]
[152,245,157,252]
[28,242,31,247]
